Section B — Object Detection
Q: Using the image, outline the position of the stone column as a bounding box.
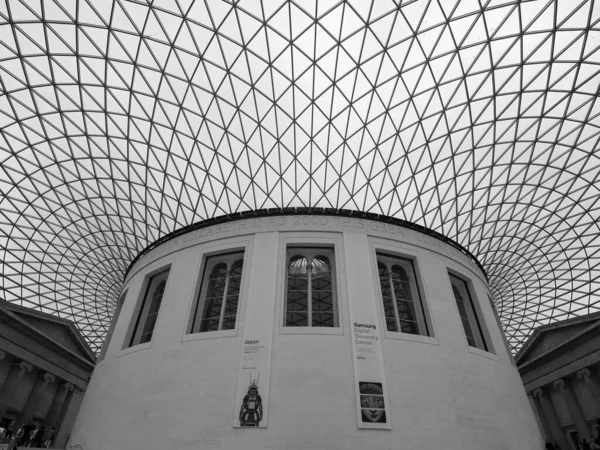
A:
[529,393,550,440]
[0,350,10,390]
[54,388,81,449]
[45,381,74,429]
[17,372,55,426]
[534,388,569,449]
[577,368,600,409]
[52,382,74,444]
[554,378,591,440]
[0,361,33,419]
[574,368,600,421]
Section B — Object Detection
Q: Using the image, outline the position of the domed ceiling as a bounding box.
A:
[1,0,599,353]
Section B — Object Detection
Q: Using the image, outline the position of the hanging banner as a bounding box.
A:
[232,233,277,428]
[233,336,271,428]
[351,321,391,429]
[345,234,391,429]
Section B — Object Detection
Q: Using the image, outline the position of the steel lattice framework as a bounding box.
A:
[1,0,600,353]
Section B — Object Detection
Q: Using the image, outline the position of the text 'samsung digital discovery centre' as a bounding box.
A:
[1,1,599,449]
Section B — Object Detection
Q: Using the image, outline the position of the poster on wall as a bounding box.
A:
[232,234,277,428]
[351,321,391,429]
[233,337,271,427]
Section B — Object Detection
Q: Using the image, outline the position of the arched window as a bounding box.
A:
[285,248,337,327]
[449,273,488,351]
[190,252,245,333]
[128,268,170,347]
[377,254,429,336]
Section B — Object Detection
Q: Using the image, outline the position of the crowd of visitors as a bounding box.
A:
[545,432,600,450]
[0,420,55,448]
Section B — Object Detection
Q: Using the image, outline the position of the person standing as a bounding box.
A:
[14,425,24,447]
[43,426,55,448]
[21,421,34,447]
[34,423,45,448]
[27,423,39,448]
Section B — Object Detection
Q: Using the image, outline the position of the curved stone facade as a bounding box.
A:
[70,214,542,450]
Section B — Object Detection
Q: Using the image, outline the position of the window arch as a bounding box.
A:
[128,268,170,348]
[285,248,337,328]
[449,273,488,351]
[190,252,245,333]
[377,253,429,336]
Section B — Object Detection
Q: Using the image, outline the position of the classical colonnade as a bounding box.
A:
[0,349,78,443]
[529,367,600,448]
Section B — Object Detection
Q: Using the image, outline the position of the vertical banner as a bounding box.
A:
[233,233,278,428]
[344,233,392,429]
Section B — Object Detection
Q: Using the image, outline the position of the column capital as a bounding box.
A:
[17,361,33,379]
[533,388,545,398]
[44,372,56,384]
[577,368,592,380]
[553,379,565,390]
[0,349,6,360]
[64,382,75,392]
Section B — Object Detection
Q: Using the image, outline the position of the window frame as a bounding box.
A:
[284,246,338,329]
[183,241,250,342]
[188,250,246,335]
[448,270,494,354]
[278,236,344,336]
[123,264,171,350]
[369,240,438,345]
[375,252,430,337]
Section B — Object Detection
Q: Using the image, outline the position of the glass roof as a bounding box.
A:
[1,0,599,354]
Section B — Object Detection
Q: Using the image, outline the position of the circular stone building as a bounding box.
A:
[70,211,541,450]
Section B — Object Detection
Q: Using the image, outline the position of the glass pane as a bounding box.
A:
[203,263,227,320]
[287,290,308,312]
[379,261,398,331]
[140,278,167,340]
[313,313,334,327]
[287,255,309,326]
[289,255,309,276]
[139,332,153,344]
[224,295,238,317]
[452,279,476,346]
[379,269,392,297]
[312,255,331,275]
[148,281,166,315]
[203,296,223,320]
[288,274,308,291]
[228,259,244,295]
[200,318,220,332]
[396,300,417,323]
[140,313,158,342]
[382,296,395,318]
[385,317,398,332]
[391,265,411,300]
[312,255,333,327]
[286,312,308,327]
[399,320,418,334]
[221,315,236,330]
[312,291,333,310]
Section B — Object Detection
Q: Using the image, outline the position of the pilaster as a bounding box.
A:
[45,381,74,429]
[553,378,591,440]
[528,393,550,440]
[0,360,33,419]
[17,371,56,426]
[533,388,569,449]
[577,368,600,411]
